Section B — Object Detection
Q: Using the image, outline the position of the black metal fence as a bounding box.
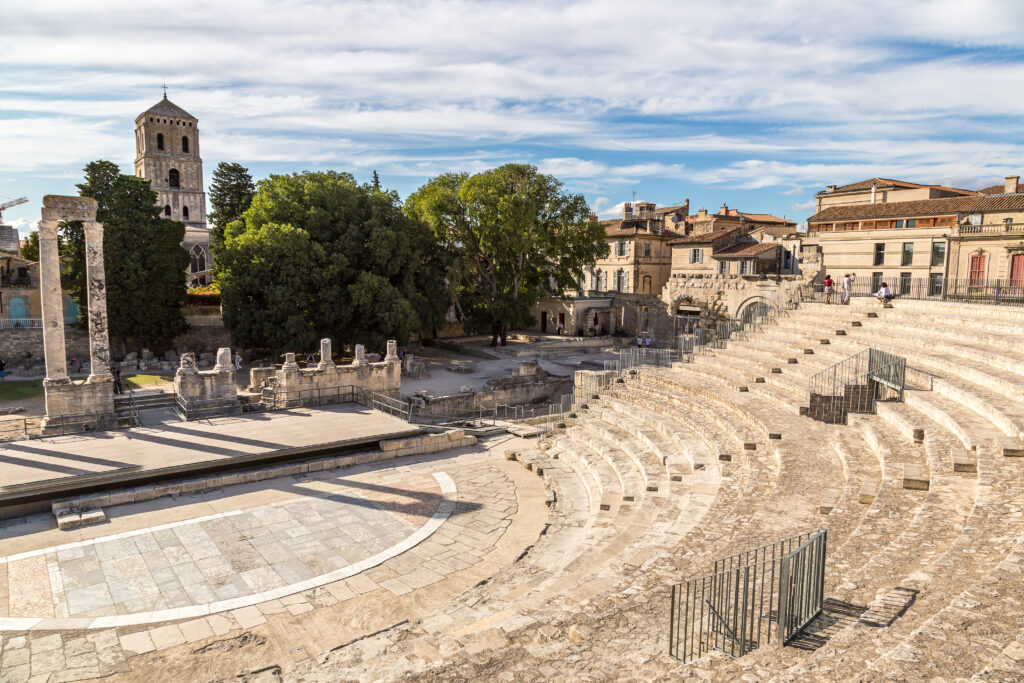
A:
[805,277,1024,307]
[806,348,906,424]
[669,529,827,663]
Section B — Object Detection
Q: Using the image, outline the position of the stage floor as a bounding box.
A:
[0,405,417,490]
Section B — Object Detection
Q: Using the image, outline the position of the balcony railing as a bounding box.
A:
[953,223,1024,237]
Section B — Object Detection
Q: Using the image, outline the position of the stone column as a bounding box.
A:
[214,347,233,372]
[318,338,335,369]
[385,340,398,362]
[83,221,113,383]
[37,219,69,384]
[354,344,367,365]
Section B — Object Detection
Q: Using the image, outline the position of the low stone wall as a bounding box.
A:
[410,377,572,418]
[379,429,477,457]
[175,353,237,408]
[0,328,90,376]
[276,359,401,397]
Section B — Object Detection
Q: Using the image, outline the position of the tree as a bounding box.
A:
[405,163,608,342]
[218,171,447,353]
[208,162,255,249]
[19,231,39,261]
[371,170,381,191]
[61,160,189,353]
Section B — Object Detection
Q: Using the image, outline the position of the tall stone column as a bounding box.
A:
[83,221,113,383]
[37,219,69,384]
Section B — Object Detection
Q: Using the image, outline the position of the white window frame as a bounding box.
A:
[690,248,703,264]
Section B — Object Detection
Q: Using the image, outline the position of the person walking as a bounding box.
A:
[110,364,123,394]
[235,352,243,370]
[842,273,856,305]
[636,335,643,348]
[0,357,6,380]
[645,335,652,349]
[496,334,502,348]
[823,274,835,304]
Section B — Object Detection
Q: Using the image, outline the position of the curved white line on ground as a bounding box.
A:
[0,471,457,632]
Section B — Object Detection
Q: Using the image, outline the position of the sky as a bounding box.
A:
[2,0,1024,238]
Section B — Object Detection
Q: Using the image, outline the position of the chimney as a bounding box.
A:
[870,182,877,204]
[720,203,728,215]
[1006,175,1020,194]
[681,199,689,217]
[698,207,708,217]
[826,185,837,193]
[623,202,633,219]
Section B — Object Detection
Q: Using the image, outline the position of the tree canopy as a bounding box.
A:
[208,162,255,250]
[217,171,447,354]
[405,163,608,341]
[61,160,189,353]
[19,231,39,262]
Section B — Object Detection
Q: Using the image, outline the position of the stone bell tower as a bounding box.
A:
[133,92,212,284]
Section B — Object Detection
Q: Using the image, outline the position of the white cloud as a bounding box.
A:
[790,199,817,213]
[9,218,37,238]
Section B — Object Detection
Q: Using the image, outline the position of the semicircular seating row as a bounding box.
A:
[342,299,1024,681]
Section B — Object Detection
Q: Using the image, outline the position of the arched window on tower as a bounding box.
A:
[169,169,180,188]
[182,206,189,220]
[182,136,189,153]
[157,133,164,150]
[190,245,207,275]
[164,205,171,217]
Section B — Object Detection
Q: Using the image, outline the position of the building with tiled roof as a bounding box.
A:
[813,177,979,214]
[805,175,1024,291]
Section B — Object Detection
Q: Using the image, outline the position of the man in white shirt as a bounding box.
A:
[842,273,855,305]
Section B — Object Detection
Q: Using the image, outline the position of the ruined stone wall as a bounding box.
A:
[0,329,90,375]
[276,360,401,398]
[409,376,572,418]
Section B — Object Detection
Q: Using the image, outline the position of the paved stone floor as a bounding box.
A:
[0,405,416,487]
[0,436,545,682]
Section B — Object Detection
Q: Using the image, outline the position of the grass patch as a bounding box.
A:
[124,374,170,389]
[0,379,45,402]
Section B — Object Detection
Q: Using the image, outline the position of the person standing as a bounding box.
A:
[496,334,502,348]
[842,273,855,305]
[235,352,243,370]
[110,364,123,394]
[645,335,652,349]
[823,274,835,304]
[0,357,6,380]
[636,335,643,348]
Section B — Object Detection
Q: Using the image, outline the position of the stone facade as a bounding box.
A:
[174,349,238,411]
[133,94,212,286]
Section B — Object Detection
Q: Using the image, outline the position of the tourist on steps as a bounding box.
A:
[876,282,895,304]
[842,273,855,305]
[823,274,835,304]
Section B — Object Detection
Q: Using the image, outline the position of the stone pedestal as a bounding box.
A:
[385,340,398,363]
[318,338,335,369]
[354,344,367,365]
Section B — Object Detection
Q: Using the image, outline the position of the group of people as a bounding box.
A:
[822,273,857,305]
[636,335,653,348]
[824,273,895,305]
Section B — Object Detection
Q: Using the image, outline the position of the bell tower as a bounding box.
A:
[134,93,212,284]
[134,94,208,228]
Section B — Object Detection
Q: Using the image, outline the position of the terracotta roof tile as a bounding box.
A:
[713,241,780,258]
[668,226,742,245]
[808,196,976,222]
[969,193,1024,211]
[738,212,796,225]
[977,184,1006,195]
[818,177,976,196]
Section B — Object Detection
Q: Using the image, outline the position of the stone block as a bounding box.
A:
[835,329,846,335]
[995,435,1024,457]
[738,386,749,392]
[57,512,82,530]
[858,481,878,504]
[755,377,765,383]
[912,428,925,444]
[131,485,157,502]
[770,367,782,374]
[743,442,757,450]
[80,509,106,526]
[106,490,134,506]
[718,453,731,462]
[951,448,977,473]
[902,464,929,490]
[803,349,814,354]
[768,433,782,440]
[787,358,798,364]
[818,488,841,514]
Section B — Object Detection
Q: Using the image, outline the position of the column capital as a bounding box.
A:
[37,220,59,239]
[83,221,104,240]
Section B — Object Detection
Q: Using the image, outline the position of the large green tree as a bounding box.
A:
[405,163,608,342]
[60,160,189,353]
[218,171,447,354]
[208,162,255,250]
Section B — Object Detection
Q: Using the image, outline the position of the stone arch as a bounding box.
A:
[735,295,776,325]
[169,168,180,188]
[182,205,189,220]
[190,244,207,275]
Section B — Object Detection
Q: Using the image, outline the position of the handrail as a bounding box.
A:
[807,348,906,424]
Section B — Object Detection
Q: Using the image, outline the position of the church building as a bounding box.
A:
[133,94,213,286]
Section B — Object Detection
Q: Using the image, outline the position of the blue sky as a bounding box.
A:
[3,0,1024,237]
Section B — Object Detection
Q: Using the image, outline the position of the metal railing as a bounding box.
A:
[806,348,906,424]
[805,277,1024,307]
[173,393,245,421]
[669,530,827,663]
[953,222,1024,236]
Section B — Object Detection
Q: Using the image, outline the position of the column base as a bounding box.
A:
[43,378,117,429]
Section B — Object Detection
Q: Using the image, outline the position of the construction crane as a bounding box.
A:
[0,196,28,221]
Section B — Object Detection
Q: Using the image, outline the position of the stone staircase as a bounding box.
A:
[303,298,1024,681]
